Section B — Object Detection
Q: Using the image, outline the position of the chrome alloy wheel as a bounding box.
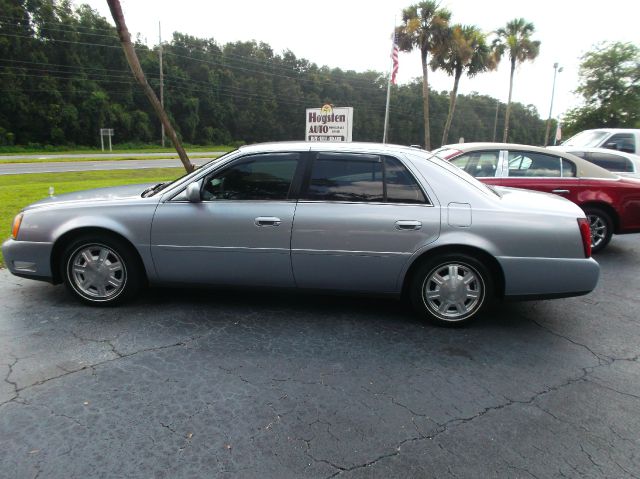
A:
[587,213,607,249]
[68,244,127,301]
[422,263,484,321]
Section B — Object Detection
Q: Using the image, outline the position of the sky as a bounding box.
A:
[82,0,639,120]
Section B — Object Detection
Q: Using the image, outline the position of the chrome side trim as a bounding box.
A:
[157,245,289,253]
[292,248,411,256]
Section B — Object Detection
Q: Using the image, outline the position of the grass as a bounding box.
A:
[0,168,184,267]
[0,151,227,164]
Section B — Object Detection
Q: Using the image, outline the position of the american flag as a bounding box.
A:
[390,35,399,85]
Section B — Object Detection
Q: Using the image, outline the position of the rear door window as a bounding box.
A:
[305,153,384,202]
[303,153,427,204]
[508,152,562,177]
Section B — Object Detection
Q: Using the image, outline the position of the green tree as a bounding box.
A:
[431,24,495,146]
[564,42,640,135]
[493,18,540,142]
[395,1,451,150]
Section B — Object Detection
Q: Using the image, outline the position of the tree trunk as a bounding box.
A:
[421,48,431,150]
[502,57,516,143]
[106,0,193,173]
[441,68,462,146]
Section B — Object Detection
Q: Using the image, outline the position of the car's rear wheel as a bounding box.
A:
[61,235,142,305]
[410,254,493,327]
[584,207,613,253]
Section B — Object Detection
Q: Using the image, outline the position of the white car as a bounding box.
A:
[549,146,640,178]
[561,128,640,155]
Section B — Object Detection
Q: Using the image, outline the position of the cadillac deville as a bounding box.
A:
[3,142,599,326]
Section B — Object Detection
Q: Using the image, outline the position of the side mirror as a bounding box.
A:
[185,181,201,203]
[604,142,619,150]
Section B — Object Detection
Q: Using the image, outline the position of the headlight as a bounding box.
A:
[11,213,23,239]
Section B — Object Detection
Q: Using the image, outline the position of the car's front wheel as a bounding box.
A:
[410,254,493,327]
[61,235,142,305]
[584,207,613,253]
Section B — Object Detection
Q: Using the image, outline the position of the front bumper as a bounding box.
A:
[498,256,600,299]
[2,238,55,282]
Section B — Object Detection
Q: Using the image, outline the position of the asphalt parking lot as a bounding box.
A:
[1,236,639,478]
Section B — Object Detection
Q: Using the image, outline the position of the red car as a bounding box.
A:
[433,143,640,252]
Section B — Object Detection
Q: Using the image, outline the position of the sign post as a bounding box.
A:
[100,128,114,152]
[305,105,353,142]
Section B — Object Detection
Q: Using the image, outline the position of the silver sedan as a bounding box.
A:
[3,142,599,326]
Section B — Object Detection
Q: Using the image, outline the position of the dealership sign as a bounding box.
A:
[305,104,353,142]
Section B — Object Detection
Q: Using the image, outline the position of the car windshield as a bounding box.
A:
[406,149,500,197]
[563,130,609,147]
[143,150,238,197]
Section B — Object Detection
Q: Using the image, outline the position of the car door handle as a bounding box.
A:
[552,189,570,194]
[255,216,281,227]
[395,220,422,230]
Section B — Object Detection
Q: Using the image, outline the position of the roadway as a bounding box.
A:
[0,156,220,175]
[0,151,224,160]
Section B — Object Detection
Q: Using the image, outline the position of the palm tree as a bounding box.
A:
[431,25,496,146]
[493,18,540,143]
[396,1,451,150]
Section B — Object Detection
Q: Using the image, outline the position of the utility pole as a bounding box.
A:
[159,21,165,148]
[544,63,563,146]
[107,0,193,172]
[492,99,499,142]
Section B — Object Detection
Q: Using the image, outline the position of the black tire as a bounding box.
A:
[583,207,613,253]
[410,253,494,327]
[61,234,143,306]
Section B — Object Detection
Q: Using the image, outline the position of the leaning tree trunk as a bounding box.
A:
[106,0,194,173]
[502,57,516,143]
[441,68,462,146]
[421,49,431,150]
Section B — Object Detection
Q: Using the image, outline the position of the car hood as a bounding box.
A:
[494,186,585,217]
[24,183,155,210]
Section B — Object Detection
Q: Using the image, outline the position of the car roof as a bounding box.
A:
[437,142,618,179]
[577,128,640,134]
[237,141,424,156]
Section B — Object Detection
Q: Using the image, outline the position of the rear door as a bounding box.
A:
[291,152,440,293]
[502,150,581,202]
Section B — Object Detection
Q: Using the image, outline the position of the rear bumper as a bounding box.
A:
[497,256,599,299]
[2,238,54,283]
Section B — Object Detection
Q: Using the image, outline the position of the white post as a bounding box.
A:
[108,131,112,151]
[100,131,104,151]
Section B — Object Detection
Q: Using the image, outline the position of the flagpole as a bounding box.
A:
[383,70,392,144]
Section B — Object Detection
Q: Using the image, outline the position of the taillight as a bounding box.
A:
[577,218,591,257]
[11,213,23,239]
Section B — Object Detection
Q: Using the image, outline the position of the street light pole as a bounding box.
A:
[544,62,562,146]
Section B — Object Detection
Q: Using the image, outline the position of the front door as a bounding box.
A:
[150,152,303,287]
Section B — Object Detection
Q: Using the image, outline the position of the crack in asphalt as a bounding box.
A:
[0,337,205,408]
[70,331,124,358]
[529,318,607,364]
[3,357,19,402]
